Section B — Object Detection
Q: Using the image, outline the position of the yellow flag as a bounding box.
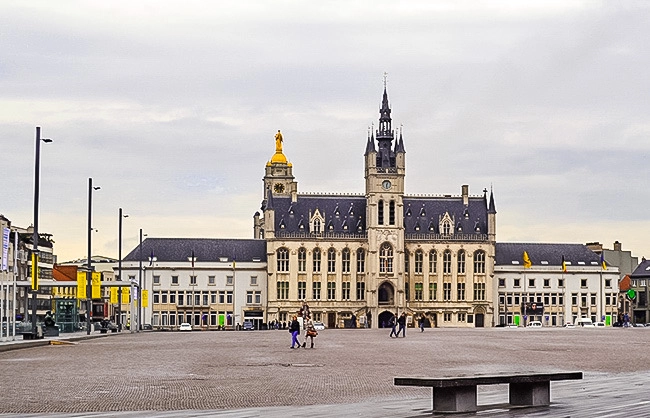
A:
[91,272,102,299]
[110,287,118,304]
[523,251,532,268]
[121,286,130,304]
[77,271,87,299]
[142,289,149,308]
[31,253,39,290]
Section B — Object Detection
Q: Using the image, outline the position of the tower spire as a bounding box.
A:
[376,78,395,168]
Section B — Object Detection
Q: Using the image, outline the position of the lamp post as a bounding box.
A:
[86,178,100,335]
[31,127,52,337]
[117,208,128,331]
[138,228,143,332]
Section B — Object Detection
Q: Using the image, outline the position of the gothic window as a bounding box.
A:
[313,248,321,272]
[313,219,321,233]
[380,242,394,273]
[310,209,324,234]
[327,248,336,273]
[414,250,423,274]
[457,250,466,275]
[389,200,396,225]
[378,200,384,225]
[457,282,466,300]
[474,250,486,274]
[429,250,437,274]
[277,248,289,272]
[443,250,452,274]
[439,212,454,236]
[356,281,365,300]
[357,248,365,273]
[342,248,351,273]
[298,248,306,272]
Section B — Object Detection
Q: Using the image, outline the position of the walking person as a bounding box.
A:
[303,315,317,348]
[289,315,302,349]
[419,315,425,332]
[389,312,398,338]
[397,312,407,337]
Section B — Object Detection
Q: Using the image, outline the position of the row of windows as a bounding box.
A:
[498,292,619,307]
[153,290,234,305]
[377,200,396,226]
[153,311,233,327]
[277,246,487,275]
[498,278,613,288]
[408,282,486,302]
[277,281,365,301]
[149,275,258,286]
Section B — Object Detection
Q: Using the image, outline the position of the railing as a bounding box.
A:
[405,233,488,242]
[275,231,368,240]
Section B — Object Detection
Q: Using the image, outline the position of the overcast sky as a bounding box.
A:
[2,1,648,263]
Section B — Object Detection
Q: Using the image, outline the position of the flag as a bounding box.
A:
[600,253,607,270]
[232,259,236,269]
[523,251,532,268]
[149,249,154,266]
[191,250,195,268]
[561,256,567,272]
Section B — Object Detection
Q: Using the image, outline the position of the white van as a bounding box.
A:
[575,317,595,327]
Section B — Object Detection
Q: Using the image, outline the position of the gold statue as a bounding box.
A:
[275,130,283,152]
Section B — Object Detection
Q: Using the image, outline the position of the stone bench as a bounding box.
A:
[394,371,583,413]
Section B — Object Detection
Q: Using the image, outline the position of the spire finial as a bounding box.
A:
[383,72,388,89]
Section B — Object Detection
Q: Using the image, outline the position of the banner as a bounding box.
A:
[142,289,148,307]
[121,286,130,304]
[77,271,86,299]
[2,227,9,271]
[110,287,118,304]
[91,272,101,299]
[31,252,39,290]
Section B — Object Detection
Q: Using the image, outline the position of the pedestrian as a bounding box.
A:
[397,312,407,337]
[389,313,397,337]
[289,315,302,349]
[303,315,317,348]
[419,315,425,332]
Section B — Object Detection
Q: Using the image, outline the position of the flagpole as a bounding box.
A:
[191,249,195,329]
[12,230,18,341]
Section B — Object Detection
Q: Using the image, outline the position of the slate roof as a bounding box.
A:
[402,196,488,234]
[273,195,367,235]
[496,243,601,267]
[123,238,267,263]
[631,259,650,278]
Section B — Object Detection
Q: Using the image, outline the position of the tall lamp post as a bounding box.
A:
[86,178,100,335]
[138,228,143,332]
[31,127,52,337]
[117,208,128,331]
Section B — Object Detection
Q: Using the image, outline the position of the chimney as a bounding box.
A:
[614,241,622,251]
[462,184,469,206]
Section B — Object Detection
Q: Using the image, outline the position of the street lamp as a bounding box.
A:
[31,127,52,338]
[86,178,100,335]
[117,208,128,331]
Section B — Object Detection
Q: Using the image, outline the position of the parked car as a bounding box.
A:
[633,323,646,327]
[575,318,595,327]
[594,322,606,327]
[526,321,542,328]
[563,323,575,328]
[243,320,254,330]
[313,321,325,331]
[179,323,192,331]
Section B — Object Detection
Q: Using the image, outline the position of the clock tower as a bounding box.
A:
[263,130,298,201]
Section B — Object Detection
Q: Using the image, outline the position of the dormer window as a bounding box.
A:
[420,206,426,217]
[405,205,412,216]
[348,203,354,216]
[456,222,462,232]
[439,212,454,236]
[279,218,286,229]
[334,205,340,216]
[310,209,324,234]
[463,208,469,218]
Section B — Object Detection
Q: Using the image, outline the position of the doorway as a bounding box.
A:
[327,312,336,328]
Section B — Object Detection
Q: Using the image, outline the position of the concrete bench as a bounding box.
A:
[394,371,583,413]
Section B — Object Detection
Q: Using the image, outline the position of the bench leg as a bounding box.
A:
[509,381,550,407]
[432,386,478,413]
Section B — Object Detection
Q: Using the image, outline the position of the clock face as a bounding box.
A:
[382,180,392,190]
[273,183,285,193]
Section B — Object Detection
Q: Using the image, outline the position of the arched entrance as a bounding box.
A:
[378,281,395,305]
[378,310,396,328]
[474,307,485,328]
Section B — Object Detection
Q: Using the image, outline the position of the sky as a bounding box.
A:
[1,0,648,263]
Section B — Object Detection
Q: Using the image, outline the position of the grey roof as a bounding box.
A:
[496,242,601,267]
[402,196,488,234]
[123,238,267,263]
[631,259,650,278]
[273,195,367,234]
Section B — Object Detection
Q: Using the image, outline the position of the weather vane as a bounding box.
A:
[383,72,388,88]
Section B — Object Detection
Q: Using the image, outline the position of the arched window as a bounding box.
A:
[380,243,394,273]
[415,250,423,274]
[474,250,486,274]
[442,221,451,235]
[313,219,321,234]
[429,250,437,274]
[357,248,365,273]
[378,200,384,225]
[327,248,336,273]
[443,250,452,274]
[313,248,321,272]
[298,247,306,272]
[458,250,466,274]
[277,248,289,272]
[389,200,396,225]
[342,248,351,273]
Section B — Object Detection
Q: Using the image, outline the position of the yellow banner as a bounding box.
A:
[110,287,118,304]
[31,253,38,290]
[77,271,87,299]
[91,272,101,299]
[142,289,149,307]
[121,286,130,304]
